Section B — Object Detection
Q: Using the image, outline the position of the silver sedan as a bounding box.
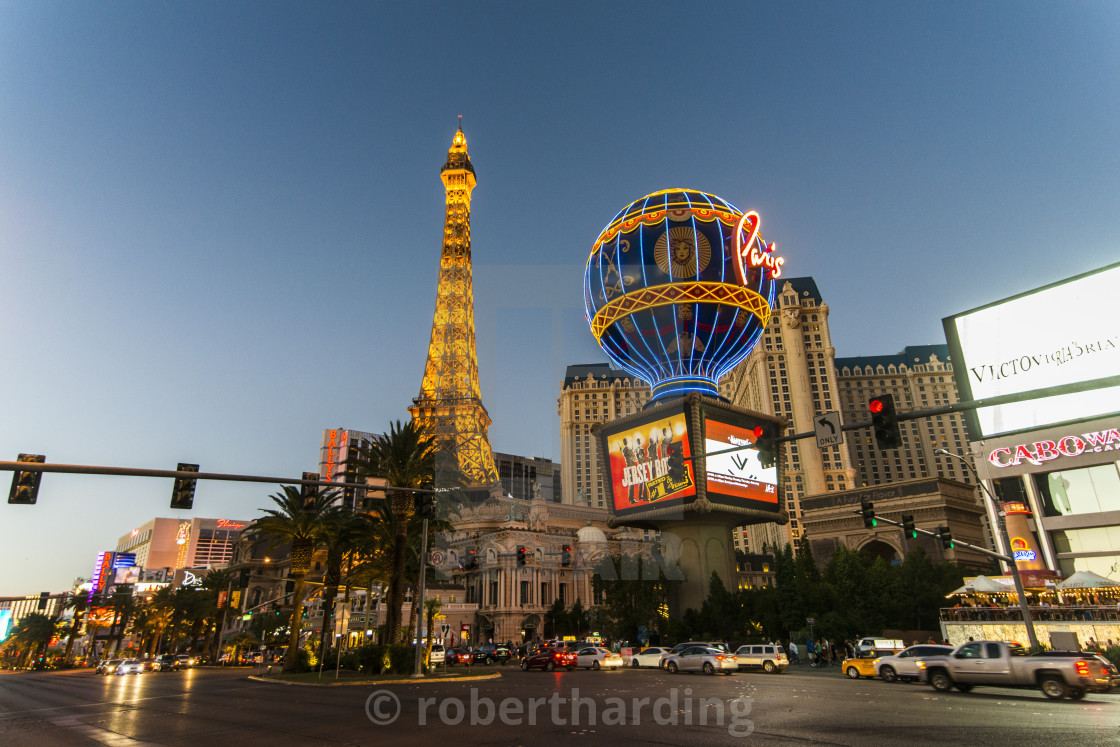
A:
[663,646,737,675]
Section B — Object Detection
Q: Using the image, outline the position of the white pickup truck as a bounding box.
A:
[916,640,1112,700]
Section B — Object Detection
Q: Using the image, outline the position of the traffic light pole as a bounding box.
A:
[849,510,1010,562]
[411,515,430,679]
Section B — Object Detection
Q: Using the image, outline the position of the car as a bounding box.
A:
[116,659,144,675]
[735,644,789,673]
[843,649,894,679]
[472,644,513,665]
[139,659,157,672]
[445,648,471,666]
[630,646,669,668]
[521,647,577,671]
[663,646,737,675]
[875,645,954,683]
[176,655,195,668]
[96,659,124,675]
[429,644,446,665]
[660,641,728,668]
[575,647,624,670]
[152,655,180,672]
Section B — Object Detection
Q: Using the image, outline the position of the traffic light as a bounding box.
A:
[901,514,916,539]
[238,569,250,587]
[466,549,478,570]
[517,547,527,566]
[418,494,436,519]
[667,446,686,482]
[561,546,571,567]
[860,499,877,529]
[937,526,954,550]
[753,424,777,469]
[8,454,45,504]
[37,592,49,610]
[170,463,199,510]
[300,472,319,512]
[868,394,903,450]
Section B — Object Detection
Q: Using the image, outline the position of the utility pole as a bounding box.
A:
[936,449,1040,649]
[411,513,431,678]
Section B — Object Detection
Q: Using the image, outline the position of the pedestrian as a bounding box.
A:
[789,640,800,665]
[807,638,816,667]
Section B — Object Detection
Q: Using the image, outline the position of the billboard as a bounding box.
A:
[0,610,11,640]
[943,262,1120,439]
[702,413,780,512]
[601,406,695,515]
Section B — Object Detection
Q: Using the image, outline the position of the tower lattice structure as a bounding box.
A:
[409,123,499,488]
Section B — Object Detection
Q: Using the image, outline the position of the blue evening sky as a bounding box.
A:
[2,1,1118,594]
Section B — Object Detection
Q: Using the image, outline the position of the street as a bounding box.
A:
[0,663,1116,745]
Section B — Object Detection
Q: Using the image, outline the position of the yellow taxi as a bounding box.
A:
[842,649,897,679]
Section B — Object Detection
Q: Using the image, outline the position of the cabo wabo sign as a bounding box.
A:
[989,427,1120,468]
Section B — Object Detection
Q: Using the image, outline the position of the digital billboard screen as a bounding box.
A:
[601,407,695,515]
[703,414,779,512]
[943,262,1120,438]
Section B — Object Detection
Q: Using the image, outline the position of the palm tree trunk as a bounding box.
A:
[282,576,307,673]
[386,520,409,644]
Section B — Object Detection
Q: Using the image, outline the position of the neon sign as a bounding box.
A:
[988,427,1120,468]
[734,211,784,286]
[216,519,245,529]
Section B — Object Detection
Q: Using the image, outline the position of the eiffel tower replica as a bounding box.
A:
[409,120,500,492]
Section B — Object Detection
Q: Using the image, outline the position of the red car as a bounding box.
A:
[521,647,577,672]
[445,648,471,666]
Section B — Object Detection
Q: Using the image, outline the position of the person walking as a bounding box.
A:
[806,638,816,667]
[789,640,800,665]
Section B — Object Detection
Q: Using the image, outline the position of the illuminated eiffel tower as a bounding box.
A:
[409,121,499,489]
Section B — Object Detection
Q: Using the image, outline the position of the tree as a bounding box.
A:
[7,612,61,666]
[317,510,376,654]
[590,554,673,643]
[355,420,437,645]
[60,593,92,665]
[250,484,338,672]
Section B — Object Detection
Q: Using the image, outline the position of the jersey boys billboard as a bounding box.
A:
[602,409,695,514]
[703,415,779,512]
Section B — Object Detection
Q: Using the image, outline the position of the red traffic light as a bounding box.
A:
[563,546,571,553]
[869,399,885,414]
[752,425,764,438]
[518,546,527,553]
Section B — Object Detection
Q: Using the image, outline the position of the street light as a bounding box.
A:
[935,448,1039,649]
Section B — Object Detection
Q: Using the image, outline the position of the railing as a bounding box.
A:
[941,606,1120,623]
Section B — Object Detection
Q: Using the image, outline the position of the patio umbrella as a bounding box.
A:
[1057,571,1120,589]
[951,575,1008,594]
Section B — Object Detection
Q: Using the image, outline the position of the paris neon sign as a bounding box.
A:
[734,211,784,286]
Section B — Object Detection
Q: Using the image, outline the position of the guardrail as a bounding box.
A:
[940,606,1120,623]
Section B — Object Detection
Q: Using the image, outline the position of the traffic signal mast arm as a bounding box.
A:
[0,460,439,493]
[848,509,1011,562]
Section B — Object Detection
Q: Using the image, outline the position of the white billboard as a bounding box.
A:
[943,263,1120,438]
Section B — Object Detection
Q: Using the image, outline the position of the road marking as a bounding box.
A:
[0,685,254,718]
[48,714,160,746]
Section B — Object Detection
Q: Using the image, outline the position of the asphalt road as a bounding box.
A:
[1,662,1117,746]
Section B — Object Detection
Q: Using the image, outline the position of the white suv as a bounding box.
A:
[735,644,788,673]
[429,644,446,665]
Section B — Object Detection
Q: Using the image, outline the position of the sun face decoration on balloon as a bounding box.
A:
[584,189,785,402]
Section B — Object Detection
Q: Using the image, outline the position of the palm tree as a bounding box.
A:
[317,510,375,654]
[356,420,437,644]
[201,568,233,659]
[60,593,92,665]
[7,613,61,667]
[250,485,338,672]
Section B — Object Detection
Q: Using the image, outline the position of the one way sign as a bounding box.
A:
[814,412,844,448]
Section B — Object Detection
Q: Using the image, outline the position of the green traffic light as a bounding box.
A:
[871,518,877,527]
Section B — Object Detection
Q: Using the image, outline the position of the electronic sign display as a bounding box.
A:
[702,414,779,512]
[943,262,1120,439]
[601,406,695,515]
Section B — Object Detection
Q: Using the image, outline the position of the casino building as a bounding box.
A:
[114,517,251,571]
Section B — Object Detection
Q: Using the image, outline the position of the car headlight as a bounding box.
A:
[916,661,926,670]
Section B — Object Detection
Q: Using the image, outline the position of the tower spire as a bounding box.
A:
[409,124,499,488]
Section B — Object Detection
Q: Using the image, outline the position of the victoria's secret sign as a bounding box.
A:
[989,427,1120,468]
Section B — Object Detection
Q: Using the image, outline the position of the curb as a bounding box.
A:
[248,672,503,687]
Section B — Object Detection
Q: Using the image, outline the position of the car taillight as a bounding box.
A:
[715,655,726,660]
[1075,661,1091,676]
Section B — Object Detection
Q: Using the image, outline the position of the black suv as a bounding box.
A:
[472,644,513,665]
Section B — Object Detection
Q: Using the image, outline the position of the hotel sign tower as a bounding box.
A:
[409,121,499,487]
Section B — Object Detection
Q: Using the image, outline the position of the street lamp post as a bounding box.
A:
[936,449,1040,649]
